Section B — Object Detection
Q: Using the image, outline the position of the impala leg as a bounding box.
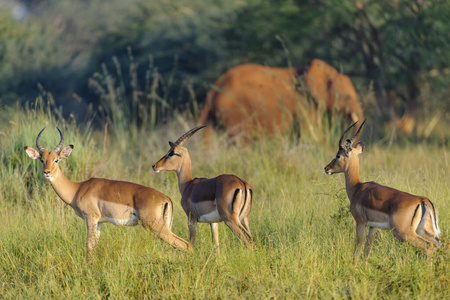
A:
[392,226,434,255]
[241,215,252,238]
[364,227,377,260]
[241,223,254,247]
[188,217,198,247]
[353,222,365,263]
[223,217,254,247]
[140,217,193,252]
[218,197,253,246]
[152,225,193,252]
[409,236,433,250]
[96,223,102,242]
[239,207,252,239]
[210,222,220,254]
[423,231,442,247]
[403,231,437,256]
[85,218,100,253]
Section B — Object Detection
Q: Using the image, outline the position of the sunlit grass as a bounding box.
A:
[0,104,448,298]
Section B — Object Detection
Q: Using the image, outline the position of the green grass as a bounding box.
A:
[0,105,449,299]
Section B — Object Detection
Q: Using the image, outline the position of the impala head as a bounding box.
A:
[324,120,366,175]
[152,125,207,173]
[24,127,74,181]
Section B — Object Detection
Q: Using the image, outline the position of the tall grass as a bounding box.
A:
[88,49,202,150]
[0,103,448,299]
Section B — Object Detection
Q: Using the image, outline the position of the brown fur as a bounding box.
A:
[324,123,441,262]
[152,128,253,253]
[25,130,193,253]
[198,59,364,142]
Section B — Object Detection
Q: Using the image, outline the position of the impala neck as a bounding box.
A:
[49,166,80,207]
[344,155,361,200]
[176,152,194,194]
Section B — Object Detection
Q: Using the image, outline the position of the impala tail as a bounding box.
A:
[422,200,441,243]
[239,183,252,223]
[230,184,253,244]
[231,189,244,218]
[163,201,174,230]
[413,200,442,246]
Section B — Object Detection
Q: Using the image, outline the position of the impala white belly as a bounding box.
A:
[365,210,390,229]
[97,199,139,226]
[367,221,391,229]
[99,214,139,226]
[198,209,222,223]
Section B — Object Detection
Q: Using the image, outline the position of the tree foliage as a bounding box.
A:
[0,0,448,123]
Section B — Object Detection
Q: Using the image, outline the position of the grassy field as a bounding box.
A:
[0,105,449,299]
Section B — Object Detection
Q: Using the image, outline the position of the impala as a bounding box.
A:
[152,125,253,252]
[25,127,192,252]
[324,120,441,261]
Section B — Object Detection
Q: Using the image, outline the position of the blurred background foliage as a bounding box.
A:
[0,0,449,133]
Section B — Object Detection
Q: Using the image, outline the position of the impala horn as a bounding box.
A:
[350,119,366,144]
[174,125,207,146]
[54,127,64,153]
[36,127,46,153]
[338,121,358,148]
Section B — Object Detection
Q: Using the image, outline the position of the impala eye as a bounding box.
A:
[166,150,180,158]
[336,154,340,159]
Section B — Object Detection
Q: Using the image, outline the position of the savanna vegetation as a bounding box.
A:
[0,99,448,298]
[0,0,449,298]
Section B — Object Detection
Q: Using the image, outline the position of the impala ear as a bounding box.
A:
[24,146,41,160]
[353,141,365,155]
[59,145,74,160]
[169,141,177,149]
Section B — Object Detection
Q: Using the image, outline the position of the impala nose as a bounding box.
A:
[152,164,160,173]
